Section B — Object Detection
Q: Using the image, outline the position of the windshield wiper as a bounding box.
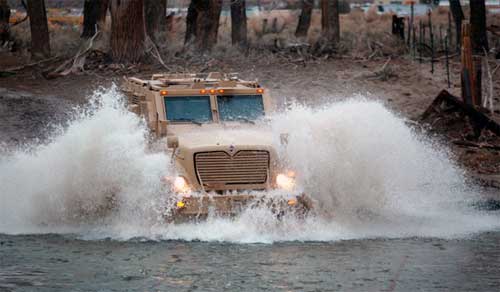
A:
[224,117,255,124]
[235,117,256,124]
[174,118,203,126]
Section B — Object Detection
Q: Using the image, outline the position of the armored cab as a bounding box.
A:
[122,72,312,221]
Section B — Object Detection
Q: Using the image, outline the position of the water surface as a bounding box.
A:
[1,233,500,292]
[2,88,500,291]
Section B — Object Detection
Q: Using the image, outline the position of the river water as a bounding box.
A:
[1,87,499,291]
[1,232,500,292]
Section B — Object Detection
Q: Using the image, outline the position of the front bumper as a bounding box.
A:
[166,193,313,223]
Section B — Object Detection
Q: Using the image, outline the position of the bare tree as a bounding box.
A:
[196,0,222,51]
[27,0,50,59]
[470,0,488,52]
[81,0,109,38]
[144,0,167,45]
[321,0,339,45]
[110,0,146,63]
[185,0,222,51]
[231,0,247,48]
[295,0,313,39]
[0,0,10,44]
[449,0,463,51]
[97,0,109,29]
[184,0,198,45]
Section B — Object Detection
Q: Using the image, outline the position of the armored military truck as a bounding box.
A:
[122,72,312,221]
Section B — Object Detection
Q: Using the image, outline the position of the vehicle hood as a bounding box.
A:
[175,128,274,149]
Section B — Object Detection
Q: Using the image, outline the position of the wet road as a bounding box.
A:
[1,232,500,292]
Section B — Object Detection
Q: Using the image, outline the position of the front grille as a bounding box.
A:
[194,150,269,187]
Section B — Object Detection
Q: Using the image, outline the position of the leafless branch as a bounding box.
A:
[47,26,100,78]
[482,48,494,112]
[9,0,28,27]
[145,36,172,71]
[4,56,60,72]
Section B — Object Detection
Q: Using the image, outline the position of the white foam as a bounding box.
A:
[0,87,498,242]
[0,86,173,234]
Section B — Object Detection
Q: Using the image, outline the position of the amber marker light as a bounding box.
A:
[160,90,168,96]
[257,88,264,94]
[200,89,207,94]
[218,89,225,94]
[209,89,216,94]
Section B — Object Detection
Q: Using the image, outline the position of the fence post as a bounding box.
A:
[409,1,414,58]
[413,23,417,60]
[419,20,423,64]
[392,15,405,40]
[461,22,474,105]
[423,20,426,47]
[445,35,450,88]
[447,11,452,53]
[429,10,434,74]
[439,25,444,51]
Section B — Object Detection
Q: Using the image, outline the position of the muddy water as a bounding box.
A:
[1,233,500,292]
[0,88,72,146]
[1,87,500,291]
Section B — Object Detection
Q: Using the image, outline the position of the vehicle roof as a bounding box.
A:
[126,72,264,92]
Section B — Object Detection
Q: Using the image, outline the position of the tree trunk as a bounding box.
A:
[449,0,463,51]
[195,0,222,51]
[81,0,109,38]
[197,0,222,51]
[185,0,222,51]
[184,0,197,45]
[80,0,103,39]
[230,0,247,48]
[27,0,50,59]
[392,15,405,40]
[321,0,339,44]
[470,0,487,107]
[144,0,166,45]
[470,0,488,52]
[96,0,109,29]
[295,0,313,39]
[110,0,146,63]
[0,0,10,44]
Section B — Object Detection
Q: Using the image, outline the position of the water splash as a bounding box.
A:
[0,88,498,242]
[0,86,172,234]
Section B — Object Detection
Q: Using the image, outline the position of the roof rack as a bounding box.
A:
[126,72,261,91]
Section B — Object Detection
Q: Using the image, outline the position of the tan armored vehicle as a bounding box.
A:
[122,72,312,221]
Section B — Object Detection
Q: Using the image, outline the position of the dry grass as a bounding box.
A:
[8,9,84,58]
[4,7,499,63]
[161,8,406,59]
[9,21,81,58]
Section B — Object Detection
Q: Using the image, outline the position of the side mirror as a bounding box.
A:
[167,136,179,148]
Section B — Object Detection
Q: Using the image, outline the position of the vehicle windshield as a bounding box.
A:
[217,95,264,121]
[165,96,212,122]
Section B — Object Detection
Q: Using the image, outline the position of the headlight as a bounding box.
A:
[174,176,190,193]
[276,173,295,191]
